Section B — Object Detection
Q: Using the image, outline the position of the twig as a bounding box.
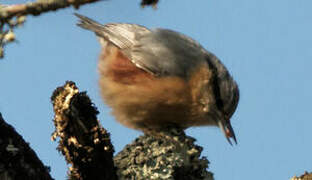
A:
[0,0,101,21]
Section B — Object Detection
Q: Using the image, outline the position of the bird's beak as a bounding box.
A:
[218,120,237,145]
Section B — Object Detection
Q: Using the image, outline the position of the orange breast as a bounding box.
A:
[97,43,214,130]
[99,44,154,85]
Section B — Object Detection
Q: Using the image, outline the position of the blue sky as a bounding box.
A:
[0,0,311,179]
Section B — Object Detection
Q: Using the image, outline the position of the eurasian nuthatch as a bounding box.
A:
[75,14,239,145]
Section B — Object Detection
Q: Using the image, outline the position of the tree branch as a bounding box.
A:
[51,81,117,180]
[0,113,53,180]
[0,0,101,21]
[114,128,214,180]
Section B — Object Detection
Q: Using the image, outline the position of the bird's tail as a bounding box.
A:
[75,13,151,50]
[75,13,104,33]
[75,13,134,49]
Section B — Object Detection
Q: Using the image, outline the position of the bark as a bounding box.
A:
[114,128,214,180]
[0,113,53,180]
[51,81,117,180]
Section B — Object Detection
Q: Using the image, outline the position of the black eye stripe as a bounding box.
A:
[205,55,239,118]
[205,57,224,112]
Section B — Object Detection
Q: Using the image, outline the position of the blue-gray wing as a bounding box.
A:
[76,13,208,77]
[129,29,209,77]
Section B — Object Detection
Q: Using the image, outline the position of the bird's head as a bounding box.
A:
[216,67,239,145]
[205,53,240,145]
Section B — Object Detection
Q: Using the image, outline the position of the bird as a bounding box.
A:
[75,13,239,145]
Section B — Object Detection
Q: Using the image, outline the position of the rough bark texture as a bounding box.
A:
[51,81,117,180]
[0,113,53,180]
[114,128,214,180]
